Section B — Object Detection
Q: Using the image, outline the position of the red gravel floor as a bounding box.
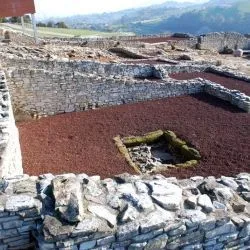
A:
[169,72,250,96]
[18,93,250,179]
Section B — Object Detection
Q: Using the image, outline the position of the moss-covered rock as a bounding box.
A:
[171,137,186,148]
[164,131,186,148]
[123,130,163,147]
[176,160,198,168]
[113,136,141,174]
[164,130,177,142]
[181,145,201,160]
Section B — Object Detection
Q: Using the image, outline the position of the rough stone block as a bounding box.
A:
[144,234,168,250]
[79,240,97,250]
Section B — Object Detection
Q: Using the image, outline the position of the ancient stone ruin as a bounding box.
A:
[0,29,249,250]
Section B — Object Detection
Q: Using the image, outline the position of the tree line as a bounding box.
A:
[0,15,68,29]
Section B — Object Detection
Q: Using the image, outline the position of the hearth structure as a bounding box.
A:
[114,130,201,174]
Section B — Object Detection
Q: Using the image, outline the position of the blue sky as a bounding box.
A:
[34,0,208,18]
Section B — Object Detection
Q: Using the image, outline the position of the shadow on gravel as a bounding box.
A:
[190,93,245,114]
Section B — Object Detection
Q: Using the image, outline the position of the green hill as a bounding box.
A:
[43,0,250,35]
[127,0,250,34]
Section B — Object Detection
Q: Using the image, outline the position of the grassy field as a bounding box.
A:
[0,23,134,38]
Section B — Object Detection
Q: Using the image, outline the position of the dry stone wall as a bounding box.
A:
[44,32,250,51]
[7,67,204,116]
[199,32,249,51]
[0,172,249,250]
[0,53,207,78]
[0,71,22,178]
[4,58,250,116]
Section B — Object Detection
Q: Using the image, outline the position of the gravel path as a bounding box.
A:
[169,72,250,96]
[18,93,250,179]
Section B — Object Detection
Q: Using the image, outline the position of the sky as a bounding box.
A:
[34,0,208,18]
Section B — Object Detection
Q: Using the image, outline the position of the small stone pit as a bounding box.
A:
[128,140,180,173]
[114,130,202,174]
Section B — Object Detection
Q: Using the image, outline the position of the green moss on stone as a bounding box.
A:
[123,130,163,147]
[176,160,198,168]
[113,136,142,174]
[171,137,186,148]
[164,130,177,142]
[181,145,201,160]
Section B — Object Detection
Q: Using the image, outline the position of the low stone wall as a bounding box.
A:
[199,32,249,51]
[0,175,42,249]
[0,53,208,78]
[44,32,250,51]
[7,68,204,116]
[5,61,250,117]
[204,80,250,112]
[208,66,250,83]
[0,172,249,249]
[0,71,22,177]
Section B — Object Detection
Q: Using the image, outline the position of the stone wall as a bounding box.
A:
[0,53,207,78]
[199,32,250,51]
[0,71,22,178]
[0,172,249,250]
[4,58,250,116]
[44,32,250,51]
[0,175,41,249]
[7,68,204,116]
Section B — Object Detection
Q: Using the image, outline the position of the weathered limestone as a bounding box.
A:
[52,176,85,223]
[199,32,249,51]
[0,31,249,250]
[0,71,22,177]
[0,173,249,249]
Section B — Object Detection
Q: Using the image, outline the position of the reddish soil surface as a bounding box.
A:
[169,72,250,96]
[132,37,188,44]
[18,93,250,179]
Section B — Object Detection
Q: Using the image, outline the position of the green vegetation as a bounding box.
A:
[118,130,201,173]
[122,130,164,147]
[50,0,250,35]
[128,0,250,35]
[0,23,133,38]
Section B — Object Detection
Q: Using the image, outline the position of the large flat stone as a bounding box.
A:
[72,217,112,237]
[88,204,117,227]
[152,194,182,210]
[148,180,182,196]
[197,194,214,213]
[5,195,38,212]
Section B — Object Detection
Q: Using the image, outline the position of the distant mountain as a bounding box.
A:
[130,0,250,34]
[44,1,207,31]
[43,0,250,35]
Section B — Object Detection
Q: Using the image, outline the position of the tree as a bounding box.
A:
[9,16,21,23]
[55,22,68,29]
[0,18,7,23]
[47,21,54,27]
[37,22,47,27]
